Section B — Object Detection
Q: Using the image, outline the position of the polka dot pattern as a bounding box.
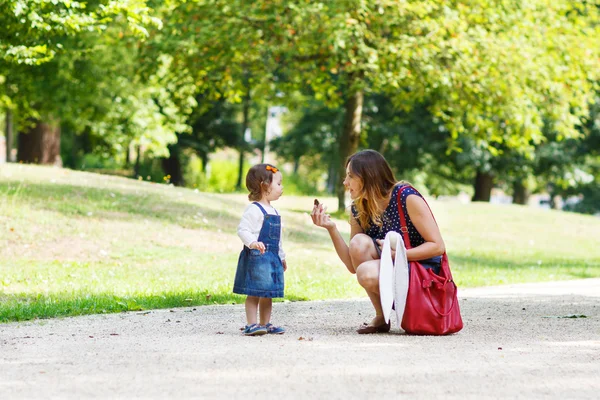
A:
[351,184,425,248]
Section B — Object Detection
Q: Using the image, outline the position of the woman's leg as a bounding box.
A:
[349,234,380,269]
[349,234,386,326]
[245,296,259,325]
[258,297,272,325]
[356,261,386,326]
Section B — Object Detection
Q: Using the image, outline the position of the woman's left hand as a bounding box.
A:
[283,260,288,271]
[376,239,396,260]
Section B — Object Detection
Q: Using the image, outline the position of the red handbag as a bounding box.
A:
[397,185,463,335]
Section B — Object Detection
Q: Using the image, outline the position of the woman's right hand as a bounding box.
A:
[311,203,336,230]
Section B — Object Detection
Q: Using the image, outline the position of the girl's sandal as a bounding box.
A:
[243,323,267,336]
[265,323,285,334]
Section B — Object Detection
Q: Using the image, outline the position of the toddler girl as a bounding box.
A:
[234,163,288,336]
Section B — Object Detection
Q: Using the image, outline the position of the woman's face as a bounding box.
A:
[343,163,362,200]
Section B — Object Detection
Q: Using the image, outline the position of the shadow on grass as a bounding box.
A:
[1,180,239,228]
[0,291,310,323]
[449,253,600,287]
[450,254,600,271]
[1,180,334,246]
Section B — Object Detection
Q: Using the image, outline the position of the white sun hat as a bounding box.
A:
[379,231,409,329]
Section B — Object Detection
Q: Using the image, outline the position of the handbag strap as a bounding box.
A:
[425,282,459,316]
[396,184,442,249]
[396,184,452,276]
[396,185,415,249]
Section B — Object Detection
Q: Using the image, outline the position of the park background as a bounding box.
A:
[1,0,599,322]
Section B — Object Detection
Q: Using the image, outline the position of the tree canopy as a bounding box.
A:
[2,0,599,211]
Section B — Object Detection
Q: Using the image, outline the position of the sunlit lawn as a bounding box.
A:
[1,164,599,322]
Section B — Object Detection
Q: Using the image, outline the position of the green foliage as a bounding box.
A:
[135,158,167,183]
[186,156,326,196]
[1,1,193,161]
[183,152,247,192]
[274,0,600,156]
[564,183,600,215]
[206,159,246,193]
[3,0,600,212]
[270,99,342,194]
[273,95,473,196]
[183,153,208,189]
[80,153,122,171]
[0,0,160,65]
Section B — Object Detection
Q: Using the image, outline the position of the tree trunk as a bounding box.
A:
[236,86,251,190]
[379,137,389,155]
[17,118,62,166]
[512,180,529,205]
[162,143,184,186]
[5,109,13,162]
[327,158,337,194]
[472,171,494,202]
[124,143,131,168]
[237,148,245,189]
[199,152,209,173]
[134,145,142,178]
[337,90,364,210]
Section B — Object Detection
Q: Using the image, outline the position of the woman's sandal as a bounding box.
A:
[356,321,391,334]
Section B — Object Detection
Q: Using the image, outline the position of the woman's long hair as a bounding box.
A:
[346,150,398,230]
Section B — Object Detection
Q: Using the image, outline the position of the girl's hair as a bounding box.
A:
[346,149,398,230]
[246,163,279,201]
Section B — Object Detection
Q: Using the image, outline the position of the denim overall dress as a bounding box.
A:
[233,202,284,298]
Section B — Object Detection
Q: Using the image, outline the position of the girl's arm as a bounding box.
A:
[404,195,445,261]
[237,206,264,252]
[278,218,286,266]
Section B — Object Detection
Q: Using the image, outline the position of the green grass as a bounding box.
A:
[1,164,599,322]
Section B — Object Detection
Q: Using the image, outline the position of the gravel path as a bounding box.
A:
[1,279,599,399]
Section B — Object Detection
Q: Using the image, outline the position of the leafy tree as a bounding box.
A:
[266,0,600,208]
[270,99,342,184]
[0,0,159,65]
[162,96,242,186]
[1,1,168,165]
[540,96,600,212]
[273,95,471,196]
[142,0,285,188]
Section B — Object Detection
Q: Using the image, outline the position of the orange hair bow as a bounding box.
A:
[266,165,279,173]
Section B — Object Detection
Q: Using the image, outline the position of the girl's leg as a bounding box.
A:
[350,234,386,326]
[258,297,272,325]
[245,296,260,325]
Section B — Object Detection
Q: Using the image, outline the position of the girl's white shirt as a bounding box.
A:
[237,203,285,261]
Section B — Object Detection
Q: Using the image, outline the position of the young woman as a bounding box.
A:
[311,150,445,334]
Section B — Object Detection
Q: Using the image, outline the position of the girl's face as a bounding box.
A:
[265,171,283,201]
[343,163,363,200]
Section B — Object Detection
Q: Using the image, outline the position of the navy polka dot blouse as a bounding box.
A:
[351,184,425,248]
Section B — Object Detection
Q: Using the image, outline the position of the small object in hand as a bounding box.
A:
[314,199,320,206]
